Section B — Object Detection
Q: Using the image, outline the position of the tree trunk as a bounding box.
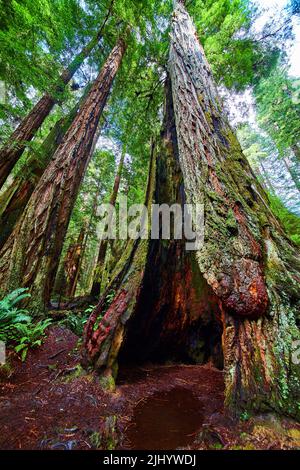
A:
[0,3,113,189]
[0,33,128,314]
[291,144,300,162]
[169,0,300,417]
[283,156,300,192]
[63,225,87,299]
[83,2,300,420]
[91,148,125,297]
[0,100,81,249]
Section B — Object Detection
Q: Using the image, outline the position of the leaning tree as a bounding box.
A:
[83,1,300,418]
[0,31,129,313]
[0,1,114,190]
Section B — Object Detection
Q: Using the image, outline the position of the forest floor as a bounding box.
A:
[0,325,300,450]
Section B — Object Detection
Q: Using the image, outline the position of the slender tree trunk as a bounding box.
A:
[63,225,87,299]
[0,100,81,249]
[52,135,102,302]
[83,2,300,419]
[0,33,128,314]
[91,148,125,297]
[0,3,113,189]
[74,183,103,296]
[283,156,300,192]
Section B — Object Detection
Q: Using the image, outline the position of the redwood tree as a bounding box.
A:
[0,4,113,190]
[0,33,128,313]
[83,2,300,419]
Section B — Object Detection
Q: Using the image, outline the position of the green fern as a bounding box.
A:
[0,289,52,361]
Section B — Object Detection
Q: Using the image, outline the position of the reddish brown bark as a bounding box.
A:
[0,34,128,313]
[283,156,300,192]
[0,101,80,249]
[91,149,125,297]
[83,2,300,420]
[0,5,113,190]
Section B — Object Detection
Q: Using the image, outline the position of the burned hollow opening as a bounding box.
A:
[118,239,224,370]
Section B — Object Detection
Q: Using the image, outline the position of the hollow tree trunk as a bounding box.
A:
[63,225,87,299]
[91,148,125,297]
[0,99,82,249]
[0,34,128,314]
[0,3,113,189]
[83,2,300,419]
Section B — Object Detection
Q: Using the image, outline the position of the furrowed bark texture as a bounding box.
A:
[169,1,300,417]
[84,3,300,419]
[83,80,224,383]
[0,12,111,189]
[0,100,81,249]
[91,149,125,297]
[0,36,127,313]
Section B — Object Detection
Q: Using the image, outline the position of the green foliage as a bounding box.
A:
[254,67,300,155]
[14,318,52,361]
[0,288,51,360]
[268,194,300,246]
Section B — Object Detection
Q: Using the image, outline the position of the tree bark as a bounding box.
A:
[283,156,300,192]
[82,79,224,382]
[0,100,81,249]
[83,2,300,419]
[257,160,275,194]
[91,148,125,297]
[0,3,113,189]
[0,34,128,314]
[169,0,300,418]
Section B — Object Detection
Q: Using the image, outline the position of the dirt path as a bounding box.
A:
[0,326,299,450]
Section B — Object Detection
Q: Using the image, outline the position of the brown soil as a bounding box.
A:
[0,326,299,450]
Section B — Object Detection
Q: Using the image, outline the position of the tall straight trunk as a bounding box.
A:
[91,148,125,297]
[259,161,275,194]
[0,2,114,189]
[83,2,300,420]
[64,225,87,299]
[71,182,103,297]
[0,99,81,249]
[0,34,128,314]
[283,156,300,192]
[52,129,101,304]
